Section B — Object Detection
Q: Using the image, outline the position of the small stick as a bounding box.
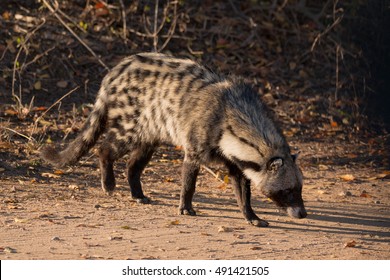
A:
[34,86,80,125]
[310,15,342,52]
[118,0,128,44]
[201,165,225,184]
[21,46,56,71]
[31,86,80,142]
[158,1,178,52]
[153,0,159,52]
[334,44,340,101]
[57,7,87,34]
[1,126,35,142]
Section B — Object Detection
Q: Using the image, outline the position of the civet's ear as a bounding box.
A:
[267,158,283,173]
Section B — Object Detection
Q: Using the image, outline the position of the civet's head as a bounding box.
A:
[220,82,307,219]
[258,155,307,219]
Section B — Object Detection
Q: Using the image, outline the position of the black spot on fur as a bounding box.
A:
[143,69,151,77]
[185,64,198,76]
[135,54,149,64]
[149,80,157,88]
[153,70,160,80]
[166,61,180,68]
[109,85,118,95]
[167,107,174,115]
[134,69,141,80]
[226,125,263,156]
[116,60,133,78]
[129,86,142,95]
[117,99,126,108]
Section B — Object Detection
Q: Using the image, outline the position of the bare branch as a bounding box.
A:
[118,0,128,44]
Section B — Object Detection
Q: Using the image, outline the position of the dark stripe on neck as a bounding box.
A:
[226,125,264,157]
[231,156,262,172]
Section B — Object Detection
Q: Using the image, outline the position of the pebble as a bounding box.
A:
[218,226,233,232]
[109,236,123,241]
[338,191,352,197]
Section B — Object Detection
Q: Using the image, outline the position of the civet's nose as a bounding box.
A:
[287,206,307,219]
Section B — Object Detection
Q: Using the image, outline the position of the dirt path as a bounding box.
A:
[0,140,389,260]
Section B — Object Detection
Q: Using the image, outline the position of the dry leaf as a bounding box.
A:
[344,240,357,248]
[2,11,11,20]
[54,170,65,175]
[39,119,52,126]
[95,1,105,9]
[216,38,229,49]
[68,184,80,190]
[41,172,60,178]
[359,191,372,198]
[318,164,329,170]
[346,153,358,159]
[120,225,137,230]
[56,80,68,88]
[14,217,29,223]
[0,142,13,149]
[340,174,355,181]
[4,109,18,116]
[169,220,180,225]
[368,172,390,180]
[223,175,229,184]
[289,61,297,70]
[33,106,47,112]
[299,69,309,79]
[218,226,233,232]
[34,80,42,90]
[250,246,262,250]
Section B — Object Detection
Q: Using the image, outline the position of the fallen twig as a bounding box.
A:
[34,86,80,126]
[118,0,128,44]
[158,1,178,52]
[153,0,159,52]
[201,165,225,184]
[1,126,36,142]
[311,14,343,51]
[21,46,56,71]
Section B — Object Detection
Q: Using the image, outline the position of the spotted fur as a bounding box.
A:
[41,52,307,226]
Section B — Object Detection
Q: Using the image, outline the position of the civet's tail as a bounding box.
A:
[41,87,109,167]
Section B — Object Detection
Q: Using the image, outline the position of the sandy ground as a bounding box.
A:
[0,140,389,260]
